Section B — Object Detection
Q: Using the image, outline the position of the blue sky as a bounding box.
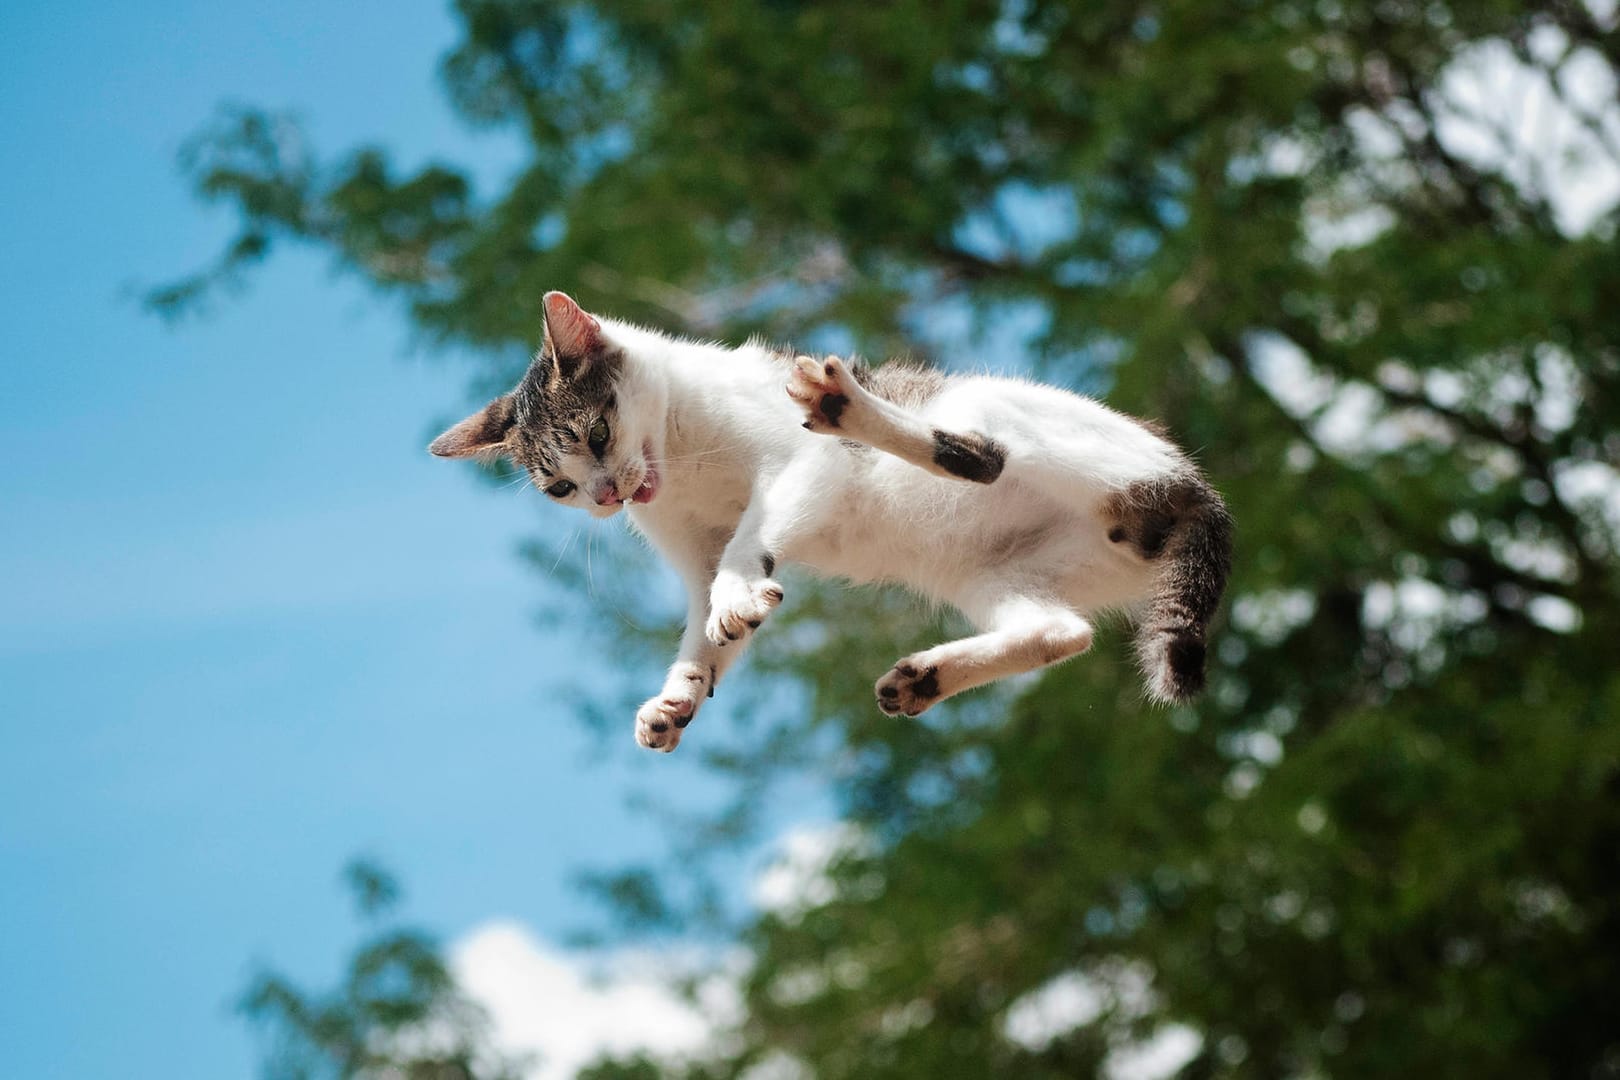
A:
[0,3,782,1076]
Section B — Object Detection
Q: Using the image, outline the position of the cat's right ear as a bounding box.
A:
[428,396,516,459]
[541,291,602,380]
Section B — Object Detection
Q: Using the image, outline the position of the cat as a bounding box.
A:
[431,291,1233,752]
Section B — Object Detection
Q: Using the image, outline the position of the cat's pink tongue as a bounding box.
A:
[631,468,659,503]
[631,445,659,503]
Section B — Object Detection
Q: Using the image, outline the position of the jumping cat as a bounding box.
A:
[431,292,1233,752]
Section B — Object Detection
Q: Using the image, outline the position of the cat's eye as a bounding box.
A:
[545,480,576,498]
[587,417,610,453]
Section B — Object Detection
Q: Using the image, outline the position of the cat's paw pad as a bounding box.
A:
[705,578,784,647]
[786,354,860,434]
[876,659,944,717]
[635,667,711,753]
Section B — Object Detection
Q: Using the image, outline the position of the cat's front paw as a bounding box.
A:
[635,664,712,752]
[876,658,945,717]
[705,576,784,647]
[786,354,862,434]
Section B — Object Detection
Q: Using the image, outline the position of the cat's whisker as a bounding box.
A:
[548,526,581,578]
[604,568,650,633]
[648,444,732,464]
[495,469,534,493]
[653,443,750,466]
[585,520,598,599]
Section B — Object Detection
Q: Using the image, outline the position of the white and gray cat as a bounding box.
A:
[432,292,1232,752]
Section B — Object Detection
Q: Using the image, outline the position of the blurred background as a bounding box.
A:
[3,1,1618,1077]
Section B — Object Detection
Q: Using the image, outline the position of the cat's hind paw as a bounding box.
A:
[787,354,862,434]
[635,665,711,752]
[705,576,784,647]
[876,659,945,717]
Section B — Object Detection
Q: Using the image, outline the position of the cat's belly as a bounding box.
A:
[792,470,1102,599]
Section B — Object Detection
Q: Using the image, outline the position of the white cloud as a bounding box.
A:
[1434,33,1620,236]
[1001,962,1204,1080]
[450,921,738,1080]
[1231,588,1318,646]
[454,826,1218,1080]
[1556,459,1620,542]
[1302,21,1620,258]
[1304,201,1396,258]
[1245,336,1453,459]
[1246,333,1339,424]
[749,822,875,922]
[1002,971,1105,1048]
[1106,1025,1204,1080]
[1527,594,1583,633]
[445,823,872,1079]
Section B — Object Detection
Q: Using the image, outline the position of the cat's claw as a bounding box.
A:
[876,659,944,717]
[705,576,784,647]
[787,354,861,434]
[635,665,711,752]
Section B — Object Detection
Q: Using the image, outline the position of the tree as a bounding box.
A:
[239,861,526,1080]
[166,1,1620,1075]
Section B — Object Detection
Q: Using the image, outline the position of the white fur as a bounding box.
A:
[561,318,1188,752]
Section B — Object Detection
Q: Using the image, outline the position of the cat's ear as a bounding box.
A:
[428,395,516,459]
[541,290,601,378]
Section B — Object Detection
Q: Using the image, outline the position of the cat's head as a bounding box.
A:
[429,292,666,518]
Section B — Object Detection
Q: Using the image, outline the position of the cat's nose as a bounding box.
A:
[593,481,622,506]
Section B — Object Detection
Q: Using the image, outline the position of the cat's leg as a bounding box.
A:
[635,586,724,752]
[704,534,786,649]
[787,355,1007,484]
[874,594,1094,717]
[640,464,828,750]
[702,458,821,648]
[634,537,747,752]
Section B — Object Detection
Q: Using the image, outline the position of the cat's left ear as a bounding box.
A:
[428,395,515,459]
[541,291,602,378]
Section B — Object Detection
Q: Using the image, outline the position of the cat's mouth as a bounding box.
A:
[629,441,660,504]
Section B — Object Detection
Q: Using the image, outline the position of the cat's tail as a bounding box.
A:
[1128,474,1234,704]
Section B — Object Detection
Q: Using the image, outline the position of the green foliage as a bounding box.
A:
[240,860,527,1080]
[170,1,1620,1075]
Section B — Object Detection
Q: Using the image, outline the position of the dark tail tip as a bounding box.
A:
[1166,633,1207,699]
[1140,627,1207,704]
